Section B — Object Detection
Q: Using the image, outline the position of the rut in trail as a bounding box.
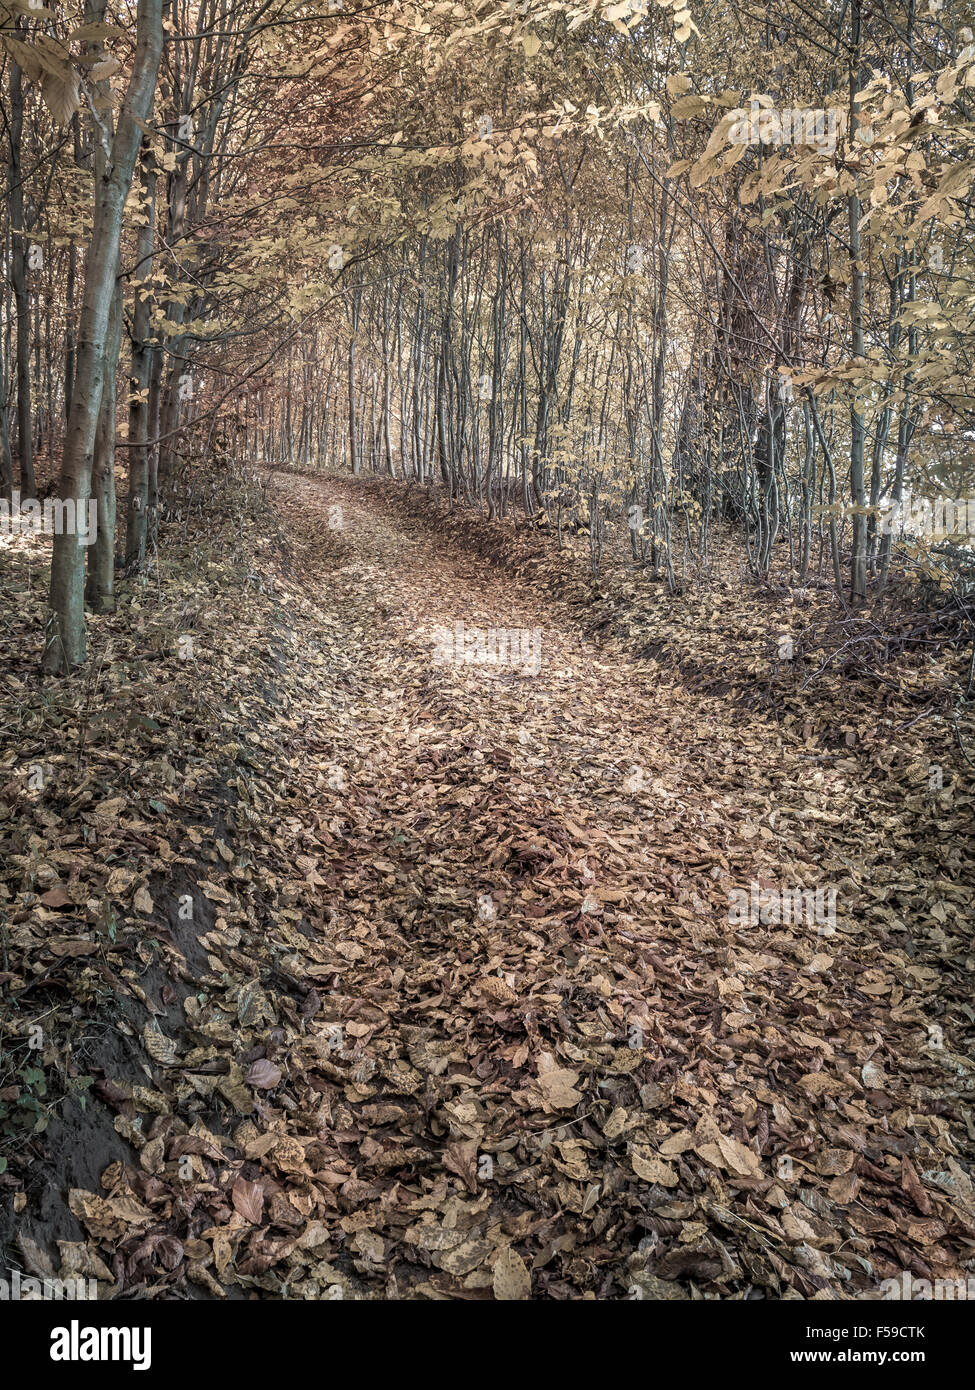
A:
[216,469,973,1300]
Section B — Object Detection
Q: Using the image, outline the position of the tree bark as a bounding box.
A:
[9,52,36,496]
[125,151,157,570]
[42,0,164,673]
[86,280,122,612]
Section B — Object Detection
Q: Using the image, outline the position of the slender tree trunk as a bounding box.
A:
[125,152,156,569]
[848,0,867,604]
[42,0,164,673]
[9,53,35,496]
[86,281,122,612]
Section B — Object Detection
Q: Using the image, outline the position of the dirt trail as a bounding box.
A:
[248,469,974,1299]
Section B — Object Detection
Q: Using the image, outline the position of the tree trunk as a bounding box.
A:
[125,151,157,570]
[86,281,122,612]
[9,53,36,496]
[42,0,164,673]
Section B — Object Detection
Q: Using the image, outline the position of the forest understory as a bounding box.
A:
[1,465,973,1302]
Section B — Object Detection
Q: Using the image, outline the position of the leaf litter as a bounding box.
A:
[0,466,973,1300]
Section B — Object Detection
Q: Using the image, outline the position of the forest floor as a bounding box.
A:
[1,466,973,1300]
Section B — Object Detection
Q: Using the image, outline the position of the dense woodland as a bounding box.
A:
[0,0,974,1323]
[0,0,972,648]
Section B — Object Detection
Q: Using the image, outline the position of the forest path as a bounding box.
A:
[253,468,972,1299]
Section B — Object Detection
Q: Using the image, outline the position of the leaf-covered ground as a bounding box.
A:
[1,468,973,1300]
